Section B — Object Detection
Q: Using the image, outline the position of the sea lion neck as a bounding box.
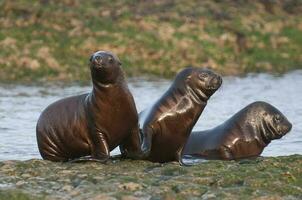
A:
[194,87,209,102]
[91,72,125,90]
[90,67,124,85]
[238,107,269,146]
[184,83,209,104]
[258,118,272,145]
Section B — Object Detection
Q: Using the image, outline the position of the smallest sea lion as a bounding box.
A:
[183,101,292,160]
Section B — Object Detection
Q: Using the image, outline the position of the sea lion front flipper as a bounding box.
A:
[176,146,193,166]
[119,126,147,159]
[90,131,110,162]
[140,125,154,157]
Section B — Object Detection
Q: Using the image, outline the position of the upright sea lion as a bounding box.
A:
[36,51,139,162]
[183,101,292,160]
[120,67,222,163]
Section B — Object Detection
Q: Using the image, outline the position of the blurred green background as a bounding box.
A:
[0,0,301,82]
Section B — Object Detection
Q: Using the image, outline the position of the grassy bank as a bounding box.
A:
[0,0,302,82]
[0,155,301,199]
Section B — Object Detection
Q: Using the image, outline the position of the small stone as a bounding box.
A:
[62,185,73,191]
[69,189,81,197]
[60,170,73,174]
[119,182,143,191]
[15,181,25,187]
[121,195,140,200]
[21,173,32,178]
[77,174,88,178]
[91,194,117,200]
[202,193,216,199]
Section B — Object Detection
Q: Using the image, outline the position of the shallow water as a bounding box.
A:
[0,71,301,161]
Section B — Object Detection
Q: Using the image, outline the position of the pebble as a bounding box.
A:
[62,185,73,191]
[91,194,117,200]
[15,180,25,187]
[119,182,143,191]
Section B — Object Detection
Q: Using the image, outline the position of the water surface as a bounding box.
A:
[0,71,301,161]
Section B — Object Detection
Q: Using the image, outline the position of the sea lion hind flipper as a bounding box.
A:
[182,155,208,166]
[68,155,109,163]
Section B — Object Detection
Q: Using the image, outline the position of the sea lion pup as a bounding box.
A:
[36,51,139,162]
[183,101,292,160]
[120,67,222,163]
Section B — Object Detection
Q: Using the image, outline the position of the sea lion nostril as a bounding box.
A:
[95,56,101,61]
[93,56,104,66]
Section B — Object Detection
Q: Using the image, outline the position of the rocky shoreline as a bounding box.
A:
[0,155,301,199]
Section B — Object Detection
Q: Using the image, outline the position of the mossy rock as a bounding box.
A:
[0,155,301,199]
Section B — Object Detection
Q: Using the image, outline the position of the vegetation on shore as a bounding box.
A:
[0,155,301,199]
[0,0,302,82]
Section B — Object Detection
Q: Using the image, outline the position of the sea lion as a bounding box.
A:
[36,51,139,162]
[183,101,292,160]
[120,67,222,163]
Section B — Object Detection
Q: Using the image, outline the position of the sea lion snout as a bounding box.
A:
[209,75,222,90]
[93,55,103,66]
[204,73,222,91]
[278,117,292,136]
[90,51,120,68]
[284,121,292,133]
[90,54,107,67]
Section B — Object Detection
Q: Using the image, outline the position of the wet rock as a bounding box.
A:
[0,155,301,199]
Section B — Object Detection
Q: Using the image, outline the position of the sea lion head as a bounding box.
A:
[89,51,123,84]
[178,67,222,101]
[249,101,292,143]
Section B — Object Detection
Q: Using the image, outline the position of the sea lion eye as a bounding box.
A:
[199,73,208,80]
[274,114,281,123]
[108,56,113,63]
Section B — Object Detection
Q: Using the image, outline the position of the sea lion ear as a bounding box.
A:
[89,54,94,62]
[204,65,212,70]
